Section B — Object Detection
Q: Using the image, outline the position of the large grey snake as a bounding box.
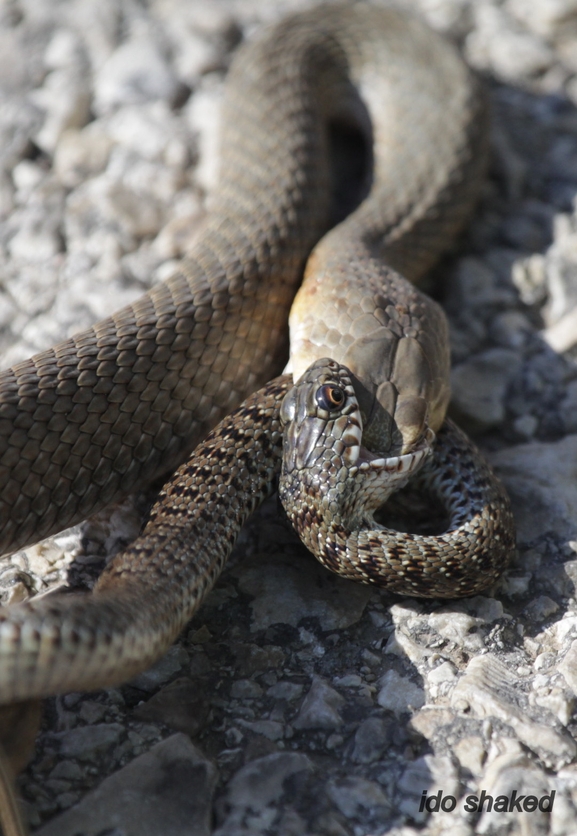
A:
[0,4,515,833]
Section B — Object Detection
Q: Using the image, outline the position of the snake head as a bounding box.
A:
[280,358,434,531]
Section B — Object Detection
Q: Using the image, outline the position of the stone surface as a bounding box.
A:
[293,676,345,731]
[234,551,372,631]
[132,676,211,737]
[377,670,425,715]
[3,0,577,834]
[36,734,217,836]
[491,435,577,543]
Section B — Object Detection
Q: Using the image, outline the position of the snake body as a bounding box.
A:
[0,3,487,556]
[0,0,515,788]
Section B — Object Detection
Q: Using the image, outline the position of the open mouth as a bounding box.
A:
[355,427,435,475]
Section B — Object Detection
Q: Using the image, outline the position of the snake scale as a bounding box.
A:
[0,4,516,832]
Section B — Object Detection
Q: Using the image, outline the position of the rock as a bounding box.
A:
[466,4,554,81]
[475,753,554,835]
[32,69,91,154]
[452,735,487,777]
[490,435,577,543]
[77,701,108,725]
[215,752,313,835]
[133,676,211,737]
[231,679,264,700]
[56,723,124,761]
[293,676,345,731]
[559,640,577,695]
[326,777,390,818]
[266,681,304,702]
[232,643,286,677]
[507,0,577,39]
[237,719,284,740]
[523,595,560,622]
[234,552,371,632]
[94,35,181,114]
[450,348,523,430]
[350,716,394,764]
[426,662,458,701]
[451,655,576,768]
[129,645,189,692]
[377,670,425,715]
[54,126,113,188]
[397,754,458,821]
[36,734,217,836]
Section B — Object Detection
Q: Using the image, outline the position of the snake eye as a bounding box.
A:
[315,384,345,412]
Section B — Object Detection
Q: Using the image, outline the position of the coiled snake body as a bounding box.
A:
[0,6,515,828]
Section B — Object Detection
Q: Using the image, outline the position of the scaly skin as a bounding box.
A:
[280,360,515,598]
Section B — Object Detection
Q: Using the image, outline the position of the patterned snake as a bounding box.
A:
[0,4,516,832]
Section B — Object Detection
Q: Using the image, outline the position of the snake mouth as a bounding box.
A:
[355,427,435,475]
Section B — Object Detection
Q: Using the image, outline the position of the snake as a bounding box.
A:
[0,3,516,832]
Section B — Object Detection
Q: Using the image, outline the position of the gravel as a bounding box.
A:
[4,0,577,834]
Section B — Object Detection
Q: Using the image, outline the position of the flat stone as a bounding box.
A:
[559,640,577,695]
[56,723,124,761]
[235,552,371,631]
[451,655,576,769]
[377,670,425,715]
[350,715,394,763]
[397,754,458,821]
[450,348,523,430]
[94,36,181,114]
[232,643,286,677]
[231,679,264,700]
[215,752,313,835]
[37,733,217,836]
[129,645,189,693]
[237,719,284,741]
[133,676,211,737]
[293,676,345,731]
[490,434,577,543]
[266,681,303,702]
[326,777,389,818]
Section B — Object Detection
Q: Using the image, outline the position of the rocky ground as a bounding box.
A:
[2,0,577,834]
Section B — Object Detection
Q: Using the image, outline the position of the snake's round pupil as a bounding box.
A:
[316,384,345,411]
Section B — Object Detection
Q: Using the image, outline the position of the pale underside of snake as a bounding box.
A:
[0,4,516,833]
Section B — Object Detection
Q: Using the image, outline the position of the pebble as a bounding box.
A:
[450,348,523,431]
[93,35,181,114]
[326,777,389,818]
[350,716,394,764]
[292,676,345,731]
[36,734,217,836]
[266,681,303,702]
[234,551,371,631]
[129,645,189,692]
[215,752,313,835]
[559,641,577,695]
[523,595,560,622]
[451,655,576,768]
[4,0,577,832]
[133,676,211,737]
[397,754,458,821]
[231,679,264,700]
[491,435,577,543]
[377,670,425,715]
[56,722,124,761]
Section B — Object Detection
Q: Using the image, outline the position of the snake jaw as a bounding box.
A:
[354,426,434,473]
[279,358,435,531]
